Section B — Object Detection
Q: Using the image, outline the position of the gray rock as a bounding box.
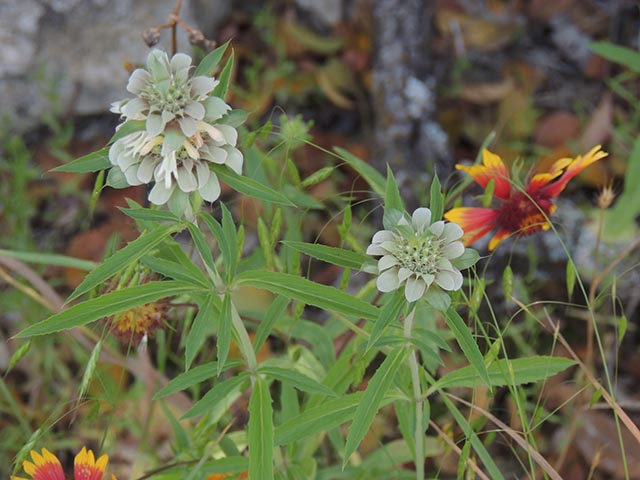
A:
[1,0,231,131]
[296,0,343,27]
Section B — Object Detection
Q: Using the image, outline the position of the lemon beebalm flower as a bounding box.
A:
[12,446,115,480]
[367,207,466,302]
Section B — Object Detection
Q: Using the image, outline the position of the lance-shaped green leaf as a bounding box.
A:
[333,147,385,195]
[274,392,366,445]
[183,373,250,419]
[236,270,379,319]
[194,40,230,77]
[153,359,243,400]
[108,119,146,144]
[343,347,409,465]
[366,290,405,351]
[120,207,182,223]
[384,165,404,214]
[212,165,295,206]
[0,250,96,271]
[430,174,444,220]
[248,376,274,480]
[443,308,490,386]
[216,292,233,376]
[259,366,337,397]
[212,50,234,100]
[282,241,370,270]
[51,147,110,173]
[185,295,217,370]
[431,356,576,390]
[18,281,196,337]
[67,224,183,302]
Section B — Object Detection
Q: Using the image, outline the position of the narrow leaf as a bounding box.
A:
[212,165,295,206]
[183,373,250,419]
[153,359,242,400]
[282,241,370,270]
[432,356,576,390]
[430,174,444,220]
[18,281,196,337]
[194,40,230,77]
[108,119,146,144]
[443,308,490,386]
[254,296,289,353]
[120,207,182,223]
[259,366,337,397]
[343,347,408,464]
[78,339,102,400]
[185,295,217,370]
[590,42,640,73]
[51,147,110,173]
[237,270,379,319]
[0,250,96,271]
[248,377,274,480]
[367,290,405,351]
[384,165,404,213]
[68,224,182,302]
[274,392,365,446]
[333,147,385,195]
[212,50,234,100]
[217,293,233,376]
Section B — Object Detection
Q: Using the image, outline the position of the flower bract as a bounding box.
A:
[12,447,114,480]
[445,145,608,250]
[108,49,243,216]
[367,207,465,302]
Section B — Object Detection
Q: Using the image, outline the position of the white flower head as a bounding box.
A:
[114,49,228,138]
[366,207,466,302]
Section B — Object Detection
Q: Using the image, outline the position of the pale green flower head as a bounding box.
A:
[113,49,230,139]
[367,207,466,303]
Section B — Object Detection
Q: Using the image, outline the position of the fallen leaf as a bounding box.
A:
[535,111,581,148]
[578,93,612,152]
[459,76,515,105]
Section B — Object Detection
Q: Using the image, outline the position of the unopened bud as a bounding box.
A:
[597,182,616,209]
[189,29,217,51]
[142,27,161,47]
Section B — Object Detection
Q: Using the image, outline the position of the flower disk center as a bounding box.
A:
[395,234,443,275]
[142,78,192,114]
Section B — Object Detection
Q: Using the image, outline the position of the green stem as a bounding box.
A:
[404,306,424,480]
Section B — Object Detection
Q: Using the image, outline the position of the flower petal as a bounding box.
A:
[435,269,463,291]
[126,69,150,94]
[397,267,413,283]
[371,230,394,244]
[442,241,465,259]
[75,447,108,480]
[411,208,431,231]
[23,449,64,480]
[444,207,498,246]
[442,222,464,243]
[429,220,445,237]
[376,268,400,292]
[366,244,387,256]
[223,146,244,174]
[170,52,192,73]
[404,276,427,302]
[488,229,511,251]
[146,113,165,136]
[178,116,197,138]
[378,255,399,271]
[456,149,511,200]
[191,76,217,97]
[149,181,175,205]
[200,172,221,202]
[184,101,205,120]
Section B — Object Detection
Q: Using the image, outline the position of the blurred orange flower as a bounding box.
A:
[11,447,115,480]
[445,146,608,250]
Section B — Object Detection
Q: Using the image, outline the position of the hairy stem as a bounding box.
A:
[404,307,424,480]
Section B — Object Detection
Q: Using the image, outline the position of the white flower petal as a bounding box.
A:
[121,97,147,118]
[435,269,463,291]
[203,145,228,164]
[442,241,465,259]
[371,230,394,244]
[126,69,150,94]
[200,172,221,202]
[191,76,217,97]
[216,124,238,146]
[411,208,432,231]
[146,113,165,136]
[443,222,464,243]
[376,268,400,292]
[404,277,427,302]
[146,49,170,80]
[223,146,243,174]
[178,117,197,137]
[378,255,399,271]
[420,273,435,286]
[204,96,230,121]
[122,164,143,186]
[170,53,192,73]
[429,220,445,237]
[176,166,197,192]
[148,181,175,205]
[366,244,387,256]
[137,156,157,183]
[195,160,210,188]
[185,101,205,120]
[397,267,413,283]
[436,258,454,272]
[197,121,225,143]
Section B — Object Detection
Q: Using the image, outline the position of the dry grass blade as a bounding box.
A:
[429,420,491,480]
[446,393,564,480]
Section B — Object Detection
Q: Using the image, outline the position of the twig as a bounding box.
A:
[428,420,490,480]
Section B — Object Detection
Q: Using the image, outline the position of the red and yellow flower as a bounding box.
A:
[12,447,115,480]
[445,146,608,250]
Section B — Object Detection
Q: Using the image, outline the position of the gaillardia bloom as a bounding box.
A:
[445,146,608,250]
[367,207,466,302]
[12,447,115,480]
